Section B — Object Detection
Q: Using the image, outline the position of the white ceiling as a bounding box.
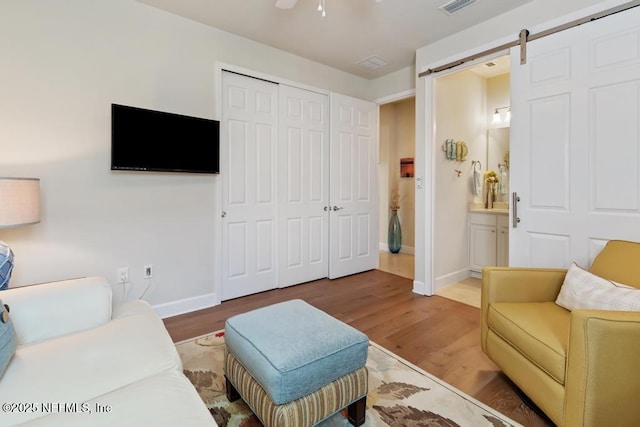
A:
[138,0,531,79]
[469,54,510,79]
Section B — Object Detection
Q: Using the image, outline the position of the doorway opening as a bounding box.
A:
[431,54,511,307]
[378,96,415,280]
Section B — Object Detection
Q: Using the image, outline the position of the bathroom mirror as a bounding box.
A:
[487,128,509,171]
[487,127,509,202]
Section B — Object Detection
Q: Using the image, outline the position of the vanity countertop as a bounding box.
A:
[469,202,508,215]
[469,208,508,215]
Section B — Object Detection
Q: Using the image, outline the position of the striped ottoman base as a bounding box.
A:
[225,350,368,427]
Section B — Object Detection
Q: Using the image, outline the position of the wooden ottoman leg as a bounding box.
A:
[347,395,366,426]
[225,376,241,402]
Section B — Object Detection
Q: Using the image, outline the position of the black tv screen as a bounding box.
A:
[111,104,220,174]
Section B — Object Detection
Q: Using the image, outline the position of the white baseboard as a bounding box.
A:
[412,280,431,296]
[153,292,218,319]
[434,269,472,292]
[401,246,415,255]
[379,243,415,255]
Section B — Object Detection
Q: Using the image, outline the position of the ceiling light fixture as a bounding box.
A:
[492,106,511,124]
[277,0,382,16]
[492,109,501,124]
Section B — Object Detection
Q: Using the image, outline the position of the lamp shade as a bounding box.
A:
[0,178,41,228]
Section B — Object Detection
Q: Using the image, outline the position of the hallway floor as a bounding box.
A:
[435,277,481,308]
[378,251,414,279]
[378,252,481,308]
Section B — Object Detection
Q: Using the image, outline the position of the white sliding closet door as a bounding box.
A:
[329,93,379,279]
[221,72,379,299]
[221,71,279,300]
[278,84,330,287]
[509,6,640,268]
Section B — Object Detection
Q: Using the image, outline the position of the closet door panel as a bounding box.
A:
[591,82,639,211]
[278,84,330,287]
[329,93,379,278]
[221,72,278,300]
[222,72,377,296]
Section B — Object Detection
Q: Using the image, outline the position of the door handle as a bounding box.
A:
[324,206,332,212]
[332,206,344,211]
[512,192,520,228]
[221,211,227,218]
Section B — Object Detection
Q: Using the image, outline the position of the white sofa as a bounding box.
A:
[0,276,216,427]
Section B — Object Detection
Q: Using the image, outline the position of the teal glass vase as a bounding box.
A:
[388,209,402,254]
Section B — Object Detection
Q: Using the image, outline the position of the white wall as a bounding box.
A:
[433,71,486,285]
[370,66,415,101]
[0,0,374,316]
[412,0,629,291]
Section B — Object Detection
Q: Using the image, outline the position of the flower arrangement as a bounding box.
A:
[390,189,400,210]
[484,170,499,209]
[484,170,499,185]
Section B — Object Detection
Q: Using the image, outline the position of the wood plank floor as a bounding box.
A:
[163,269,554,427]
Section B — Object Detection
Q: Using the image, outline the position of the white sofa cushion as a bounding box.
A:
[0,301,180,426]
[18,370,216,427]
[1,277,112,345]
[555,262,640,311]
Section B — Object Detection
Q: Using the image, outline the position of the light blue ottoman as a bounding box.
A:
[224,299,369,427]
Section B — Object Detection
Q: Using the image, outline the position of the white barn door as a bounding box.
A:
[329,93,379,278]
[509,6,640,268]
[221,71,279,300]
[277,84,330,287]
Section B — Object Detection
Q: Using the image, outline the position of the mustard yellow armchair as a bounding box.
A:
[481,240,640,427]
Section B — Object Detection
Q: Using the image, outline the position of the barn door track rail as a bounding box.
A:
[418,0,640,77]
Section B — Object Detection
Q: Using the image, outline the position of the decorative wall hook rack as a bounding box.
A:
[442,139,468,161]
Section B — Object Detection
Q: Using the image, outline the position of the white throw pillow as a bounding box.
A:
[555,263,640,311]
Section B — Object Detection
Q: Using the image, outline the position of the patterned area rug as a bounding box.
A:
[176,331,521,427]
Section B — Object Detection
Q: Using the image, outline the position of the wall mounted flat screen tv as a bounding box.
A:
[111,104,220,174]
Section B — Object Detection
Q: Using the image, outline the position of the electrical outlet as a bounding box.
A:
[144,264,153,279]
[117,267,129,284]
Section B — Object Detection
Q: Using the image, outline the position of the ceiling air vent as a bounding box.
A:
[357,55,390,71]
[439,0,478,15]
